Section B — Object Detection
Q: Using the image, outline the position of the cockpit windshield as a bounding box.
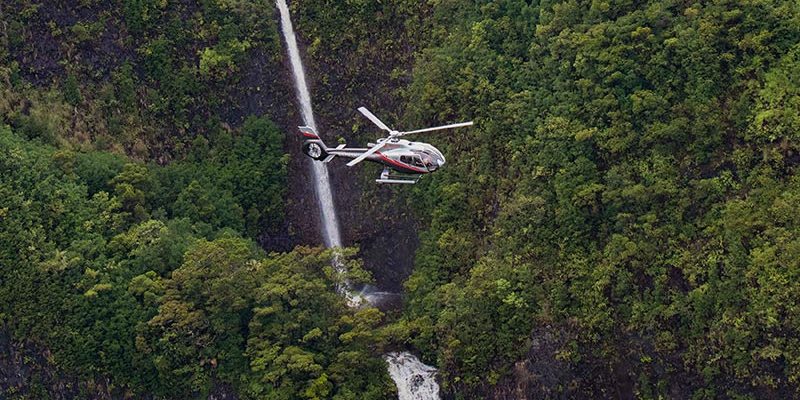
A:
[413,149,443,171]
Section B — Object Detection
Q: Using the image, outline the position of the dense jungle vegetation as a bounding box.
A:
[394,0,800,398]
[0,0,392,398]
[0,124,396,398]
[2,0,800,399]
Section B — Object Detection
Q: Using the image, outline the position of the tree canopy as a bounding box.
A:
[3,0,800,398]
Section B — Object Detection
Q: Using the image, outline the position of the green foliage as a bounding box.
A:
[149,115,287,236]
[245,248,393,399]
[395,0,800,397]
[1,0,282,159]
[139,239,391,398]
[144,236,261,395]
[751,43,800,143]
[173,179,245,232]
[0,126,390,398]
[9,90,70,145]
[199,38,251,80]
[63,73,82,106]
[3,0,800,397]
[73,150,127,195]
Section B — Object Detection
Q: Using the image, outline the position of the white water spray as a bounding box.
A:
[275,2,439,399]
[385,352,440,400]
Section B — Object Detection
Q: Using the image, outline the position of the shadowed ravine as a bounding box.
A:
[274,1,439,399]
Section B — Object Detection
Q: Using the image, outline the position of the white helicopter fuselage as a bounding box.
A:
[299,107,470,184]
[325,138,446,175]
[301,129,446,177]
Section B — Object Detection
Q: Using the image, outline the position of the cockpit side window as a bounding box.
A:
[411,150,437,171]
[400,154,426,169]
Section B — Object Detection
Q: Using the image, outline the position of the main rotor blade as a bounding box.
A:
[346,140,387,167]
[358,107,392,132]
[398,121,474,136]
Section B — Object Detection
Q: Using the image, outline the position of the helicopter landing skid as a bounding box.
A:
[376,178,418,184]
[376,167,420,184]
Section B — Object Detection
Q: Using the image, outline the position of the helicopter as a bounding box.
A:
[300,107,473,184]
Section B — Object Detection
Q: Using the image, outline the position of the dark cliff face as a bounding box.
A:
[0,328,242,399]
[0,329,115,399]
[270,49,324,251]
[288,7,428,298]
[265,2,423,295]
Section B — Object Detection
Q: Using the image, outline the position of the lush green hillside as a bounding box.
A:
[0,0,305,244]
[395,0,800,397]
[1,0,284,156]
[0,126,392,398]
[3,0,800,399]
[0,1,393,398]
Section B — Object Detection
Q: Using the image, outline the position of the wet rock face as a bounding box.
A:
[482,324,697,400]
[310,102,421,296]
[410,374,425,390]
[487,325,579,400]
[284,5,427,298]
[208,383,239,400]
[281,110,327,249]
[352,209,419,294]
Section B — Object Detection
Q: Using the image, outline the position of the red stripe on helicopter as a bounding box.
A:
[302,132,319,139]
[377,153,427,173]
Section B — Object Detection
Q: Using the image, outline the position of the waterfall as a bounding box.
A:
[274,1,439,399]
[275,0,341,248]
[385,352,440,400]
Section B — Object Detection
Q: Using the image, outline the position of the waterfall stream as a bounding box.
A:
[385,352,441,400]
[275,1,439,399]
[275,0,341,249]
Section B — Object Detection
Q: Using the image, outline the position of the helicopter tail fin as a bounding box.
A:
[299,126,324,143]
